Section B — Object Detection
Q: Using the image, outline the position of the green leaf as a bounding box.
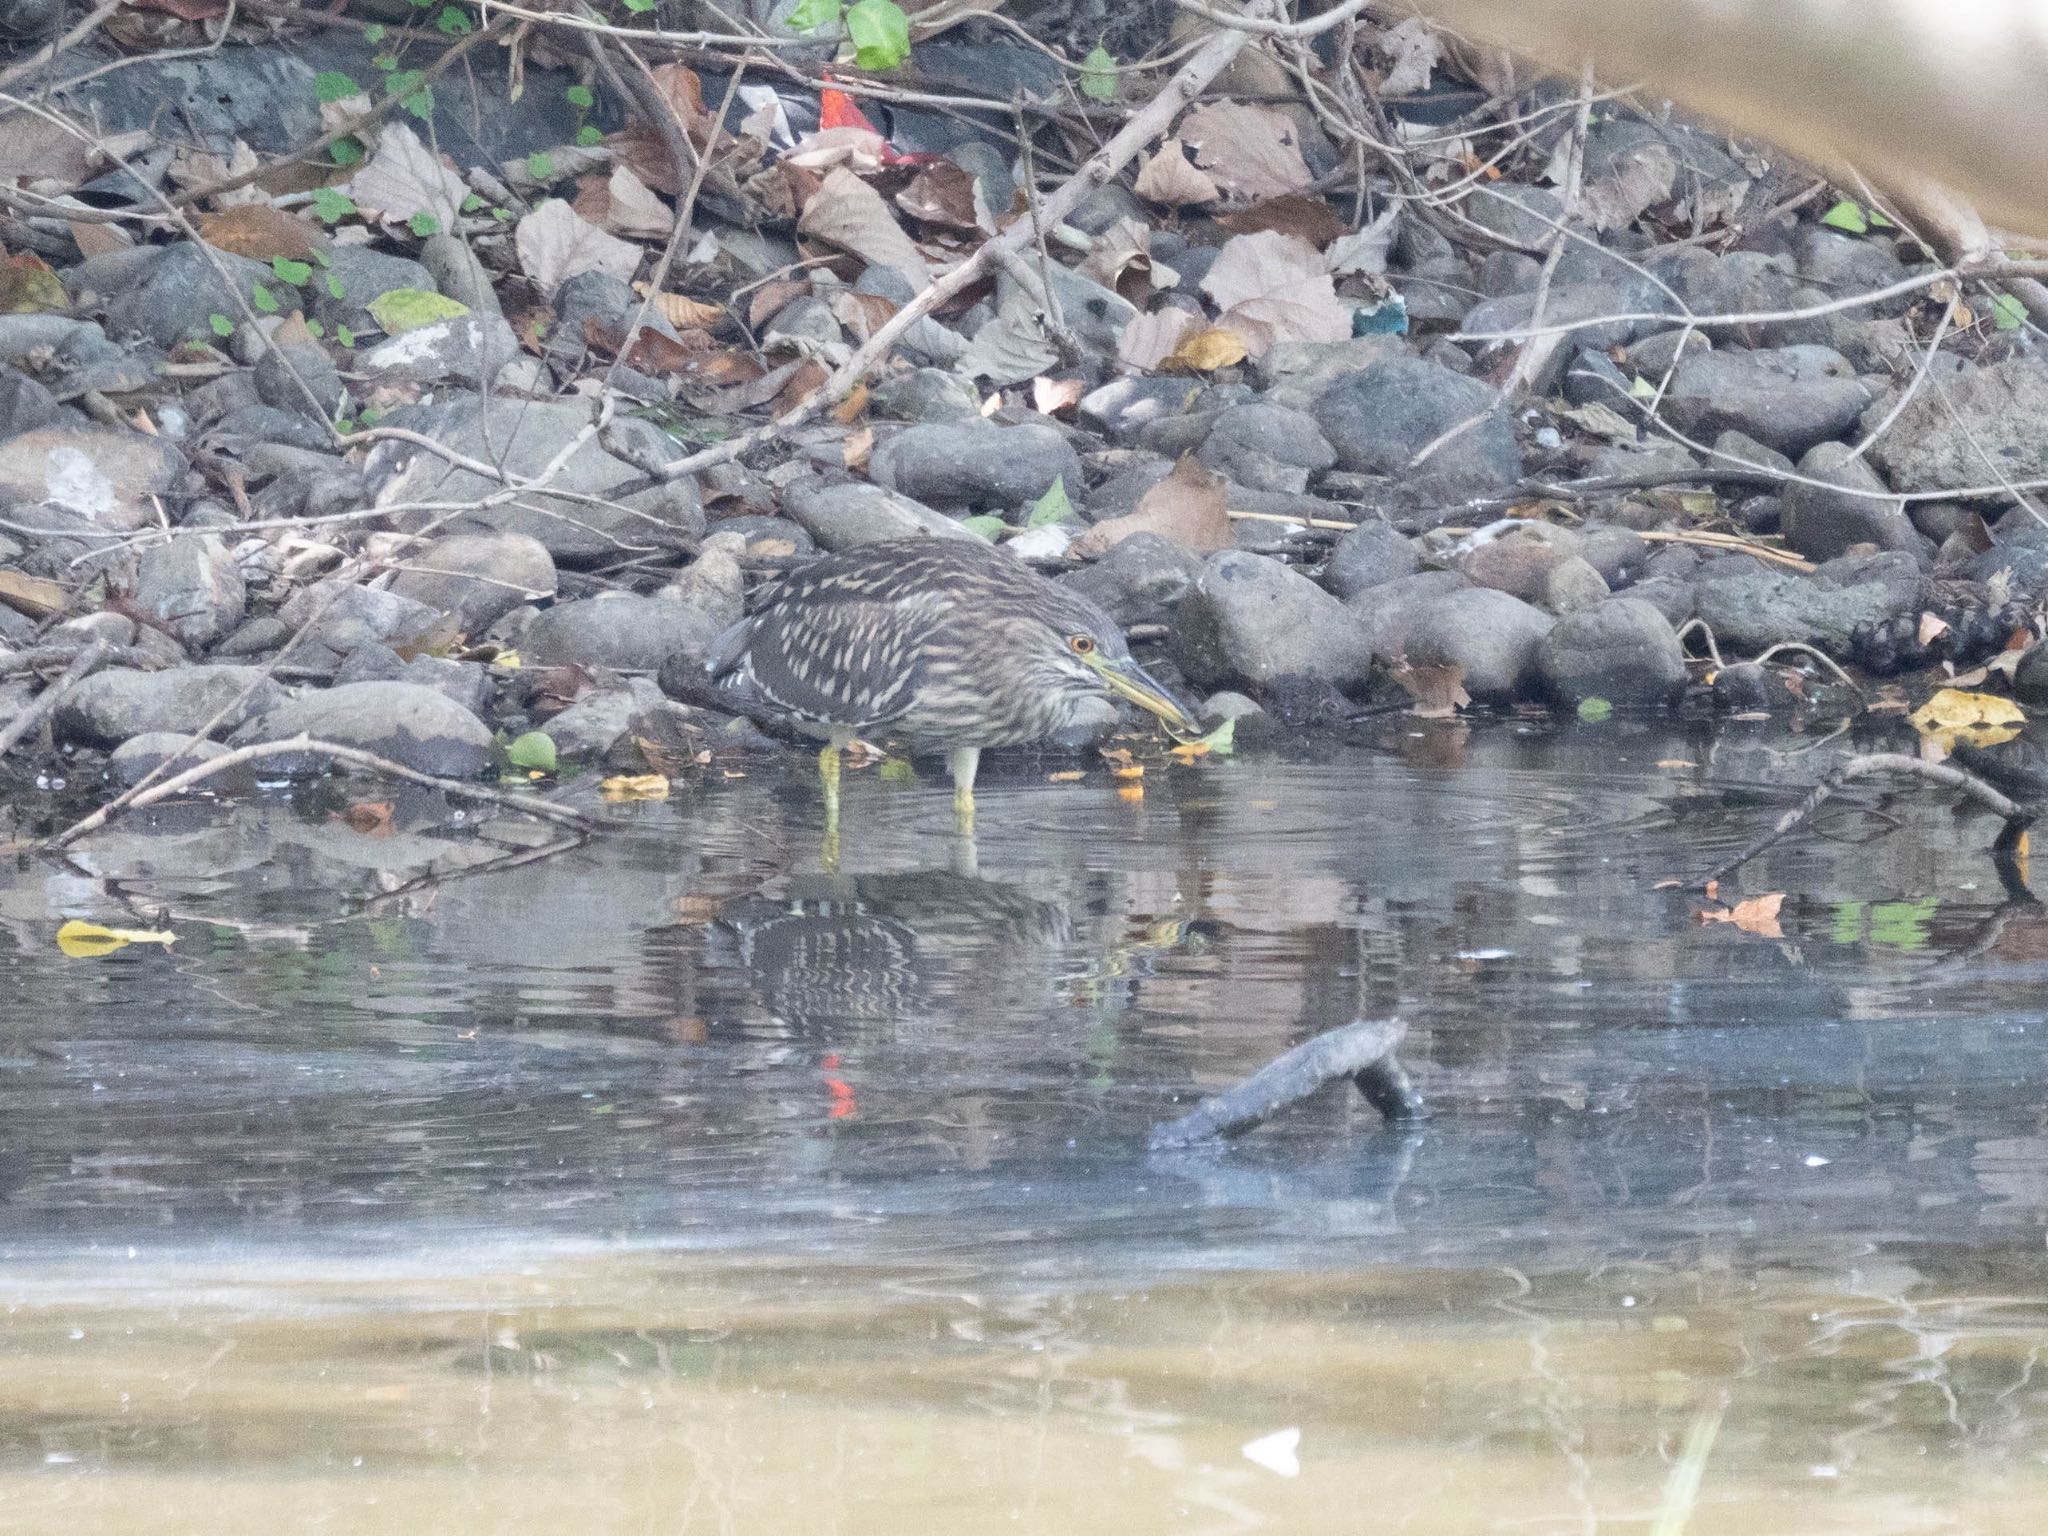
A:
[407,211,442,238]
[310,186,357,223]
[1191,717,1235,755]
[1819,198,1869,235]
[402,88,435,120]
[460,191,484,213]
[876,757,915,783]
[364,22,386,42]
[325,272,346,300]
[526,151,556,182]
[271,256,313,286]
[1027,475,1078,527]
[329,137,365,167]
[385,68,425,97]
[1080,45,1117,102]
[506,731,557,773]
[565,83,594,109]
[251,283,279,315]
[371,52,398,72]
[436,3,471,33]
[1993,292,2028,331]
[786,0,842,32]
[314,70,362,103]
[208,312,233,338]
[959,515,1005,542]
[576,124,603,147]
[624,0,656,11]
[365,287,471,334]
[1576,696,1614,723]
[335,418,355,433]
[305,319,325,339]
[336,325,356,348]
[844,0,909,69]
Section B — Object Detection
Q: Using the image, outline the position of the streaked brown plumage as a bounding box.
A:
[706,537,1201,835]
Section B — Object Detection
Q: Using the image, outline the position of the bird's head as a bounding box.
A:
[1010,589,1205,744]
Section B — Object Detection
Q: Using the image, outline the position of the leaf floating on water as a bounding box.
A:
[1047,769,1086,782]
[600,774,670,800]
[56,920,176,959]
[1909,686,2024,753]
[1098,747,1144,780]
[1696,891,1785,938]
[337,800,395,835]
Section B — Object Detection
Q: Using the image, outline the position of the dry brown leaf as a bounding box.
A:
[584,164,674,239]
[1181,102,1313,203]
[0,568,67,619]
[68,220,132,259]
[1697,891,1785,938]
[337,800,395,836]
[1387,659,1470,718]
[613,324,716,375]
[842,425,874,468]
[895,161,991,233]
[1200,231,1349,358]
[773,358,831,415]
[600,774,671,801]
[345,122,467,230]
[1077,217,1169,304]
[516,198,642,301]
[1116,307,1196,370]
[195,203,327,262]
[1133,139,1220,207]
[748,280,809,330]
[1917,610,1950,647]
[1070,454,1232,558]
[1032,376,1086,415]
[1165,325,1249,372]
[830,384,869,425]
[796,168,930,289]
[783,125,891,173]
[633,284,723,329]
[828,288,897,341]
[1217,194,1346,249]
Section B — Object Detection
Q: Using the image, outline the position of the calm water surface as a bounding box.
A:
[2,716,2047,1532]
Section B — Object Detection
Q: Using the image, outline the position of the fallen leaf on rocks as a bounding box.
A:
[1133,139,1220,207]
[828,288,897,340]
[68,220,133,259]
[1376,15,1441,95]
[1181,102,1313,203]
[1918,610,1950,647]
[831,384,869,424]
[56,920,175,959]
[1201,231,1349,357]
[578,164,674,239]
[1218,194,1346,249]
[783,125,892,173]
[1169,718,1236,759]
[601,774,671,800]
[517,198,643,300]
[797,167,930,288]
[366,287,470,335]
[1327,206,1400,276]
[842,425,874,468]
[957,297,1059,385]
[1165,325,1249,372]
[632,285,723,330]
[1078,217,1168,302]
[895,161,991,233]
[1697,891,1784,938]
[1071,454,1231,558]
[1574,136,1679,233]
[346,122,466,230]
[196,203,327,261]
[337,800,395,835]
[748,280,809,329]
[1387,659,1471,718]
[1117,307,1196,370]
[615,324,717,375]
[1032,375,1085,415]
[0,254,66,315]
[1910,686,2024,753]
[0,568,65,619]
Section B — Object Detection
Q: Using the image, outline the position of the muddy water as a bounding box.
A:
[3,716,2048,1533]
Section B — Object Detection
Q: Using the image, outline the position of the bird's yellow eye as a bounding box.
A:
[1070,635,1096,655]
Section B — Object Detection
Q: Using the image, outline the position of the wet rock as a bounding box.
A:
[133,532,246,649]
[1793,229,1910,312]
[1081,378,1204,444]
[1399,587,1554,702]
[1867,358,2048,493]
[1322,518,1419,599]
[1195,403,1336,495]
[230,680,493,777]
[215,615,291,657]
[870,422,1083,513]
[56,664,287,748]
[1062,533,1203,628]
[278,580,443,666]
[2015,641,2048,707]
[1349,569,1470,661]
[1562,346,1633,410]
[1312,356,1521,504]
[106,732,233,789]
[105,243,295,348]
[782,480,977,549]
[1622,575,1696,627]
[314,246,438,337]
[0,427,185,531]
[1536,597,1687,706]
[1710,429,1794,476]
[872,368,983,423]
[1169,550,1376,695]
[0,366,68,440]
[1692,568,1902,654]
[1454,521,1582,601]
[1660,346,1873,455]
[213,403,335,454]
[1780,442,1923,563]
[657,531,746,631]
[387,530,556,638]
[1541,555,1611,614]
[542,678,669,761]
[253,340,345,425]
[367,396,699,566]
[356,314,521,387]
[523,594,723,672]
[1649,249,1802,345]
[399,655,492,717]
[1970,528,2048,600]
[1575,524,1650,587]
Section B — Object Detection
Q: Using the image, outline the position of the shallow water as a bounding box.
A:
[4,716,2048,1532]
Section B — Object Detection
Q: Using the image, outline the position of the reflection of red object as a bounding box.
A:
[817,83,940,168]
[822,1051,857,1119]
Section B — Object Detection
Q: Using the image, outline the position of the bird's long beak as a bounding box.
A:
[1090,653,1206,741]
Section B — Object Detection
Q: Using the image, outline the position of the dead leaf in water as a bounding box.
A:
[56,919,176,959]
[1696,891,1784,938]
[1910,686,2024,754]
[336,800,395,835]
[600,773,671,800]
[1388,659,1470,718]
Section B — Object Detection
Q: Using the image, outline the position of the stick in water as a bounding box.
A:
[1150,1016,1427,1149]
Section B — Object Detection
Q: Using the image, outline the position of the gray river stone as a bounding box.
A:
[230,680,494,777]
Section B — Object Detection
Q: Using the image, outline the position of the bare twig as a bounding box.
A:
[0,641,105,761]
[1151,1016,1427,1148]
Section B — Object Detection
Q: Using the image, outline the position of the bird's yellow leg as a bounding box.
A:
[948,746,979,840]
[819,743,843,870]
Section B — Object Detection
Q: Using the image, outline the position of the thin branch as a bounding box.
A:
[1150,1016,1426,1148]
[0,641,104,761]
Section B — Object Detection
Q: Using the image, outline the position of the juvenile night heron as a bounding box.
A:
[706,537,1203,837]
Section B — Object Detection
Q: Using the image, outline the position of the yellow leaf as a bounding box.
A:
[1910,687,2025,751]
[1165,325,1249,372]
[1047,769,1086,782]
[1117,783,1145,803]
[1167,740,1210,761]
[600,773,671,800]
[56,919,176,959]
[633,283,723,329]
